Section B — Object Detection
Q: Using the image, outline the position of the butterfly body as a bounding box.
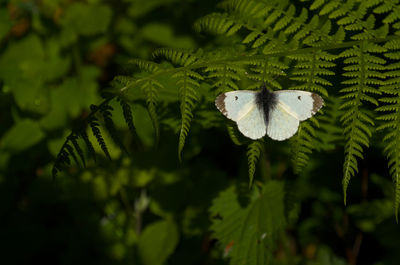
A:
[215,86,324,140]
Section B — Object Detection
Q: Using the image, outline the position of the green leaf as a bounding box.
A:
[40,67,100,130]
[210,181,286,265]
[61,3,112,36]
[0,35,45,112]
[138,220,179,265]
[0,35,70,113]
[0,119,44,153]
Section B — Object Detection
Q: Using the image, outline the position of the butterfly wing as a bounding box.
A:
[273,90,324,121]
[266,103,300,141]
[215,90,266,139]
[215,90,259,121]
[266,90,324,141]
[236,104,266,139]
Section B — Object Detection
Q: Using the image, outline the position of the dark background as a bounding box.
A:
[0,1,399,265]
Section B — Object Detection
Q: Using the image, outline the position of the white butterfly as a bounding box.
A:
[215,86,324,140]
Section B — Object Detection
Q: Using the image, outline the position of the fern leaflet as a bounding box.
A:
[69,134,86,168]
[291,118,319,174]
[247,140,263,186]
[141,80,162,143]
[377,38,400,221]
[317,96,345,151]
[118,97,140,144]
[100,104,128,154]
[175,70,202,161]
[340,41,385,204]
[80,129,96,163]
[89,105,112,160]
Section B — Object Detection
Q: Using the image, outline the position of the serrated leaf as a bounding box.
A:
[210,181,286,265]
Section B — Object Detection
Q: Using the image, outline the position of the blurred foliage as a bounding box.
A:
[1,1,400,265]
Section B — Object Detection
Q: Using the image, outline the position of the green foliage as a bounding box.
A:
[0,119,44,153]
[210,181,285,265]
[316,96,345,151]
[118,97,140,142]
[61,2,112,36]
[89,108,112,161]
[50,0,400,219]
[339,41,385,204]
[291,118,319,174]
[377,38,400,221]
[176,69,202,160]
[138,220,179,265]
[3,0,400,265]
[247,140,263,186]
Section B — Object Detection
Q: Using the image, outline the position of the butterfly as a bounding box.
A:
[215,85,324,140]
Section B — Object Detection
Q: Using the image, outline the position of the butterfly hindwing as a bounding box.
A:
[266,103,300,141]
[236,103,266,140]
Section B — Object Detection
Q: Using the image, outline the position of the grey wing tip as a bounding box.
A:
[312,93,324,113]
[215,93,227,115]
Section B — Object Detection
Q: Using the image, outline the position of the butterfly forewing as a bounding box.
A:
[215,91,258,122]
[274,90,324,121]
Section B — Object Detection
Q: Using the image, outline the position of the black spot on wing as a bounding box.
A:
[235,96,238,100]
[298,96,301,100]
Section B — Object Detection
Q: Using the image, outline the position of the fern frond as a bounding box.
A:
[288,49,336,96]
[340,41,385,204]
[141,80,163,143]
[80,129,96,163]
[374,0,400,26]
[377,39,400,221]
[174,70,203,161]
[118,97,140,142]
[194,13,242,36]
[291,118,319,174]
[129,58,160,72]
[65,143,80,167]
[113,75,136,88]
[244,57,288,89]
[52,148,70,178]
[205,62,243,94]
[70,134,86,168]
[247,140,263,186]
[88,106,111,160]
[322,0,386,40]
[218,0,272,20]
[284,49,334,171]
[227,123,246,146]
[53,132,89,177]
[100,104,128,154]
[152,48,199,66]
[317,96,345,150]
